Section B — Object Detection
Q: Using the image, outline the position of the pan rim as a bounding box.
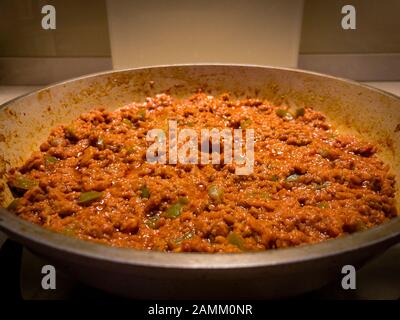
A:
[0,63,399,111]
[1,208,399,269]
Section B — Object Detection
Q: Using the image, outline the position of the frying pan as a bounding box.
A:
[0,65,399,299]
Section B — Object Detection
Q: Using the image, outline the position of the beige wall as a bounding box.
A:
[1,0,399,59]
[0,0,111,57]
[300,0,400,54]
[107,0,304,69]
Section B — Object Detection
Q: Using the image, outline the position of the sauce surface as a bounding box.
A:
[6,93,397,252]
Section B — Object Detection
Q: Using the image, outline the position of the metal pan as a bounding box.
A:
[0,65,399,299]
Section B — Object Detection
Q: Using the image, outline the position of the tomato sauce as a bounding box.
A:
[6,93,397,252]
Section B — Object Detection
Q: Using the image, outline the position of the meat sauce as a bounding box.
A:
[6,93,397,252]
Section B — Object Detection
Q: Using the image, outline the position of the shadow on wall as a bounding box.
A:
[0,0,112,85]
[0,0,111,57]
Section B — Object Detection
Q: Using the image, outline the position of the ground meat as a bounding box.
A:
[5,93,398,253]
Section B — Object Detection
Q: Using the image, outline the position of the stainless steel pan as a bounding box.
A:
[0,65,399,299]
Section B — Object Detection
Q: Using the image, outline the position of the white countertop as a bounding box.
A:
[1,82,399,299]
[0,86,43,104]
[364,81,400,95]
